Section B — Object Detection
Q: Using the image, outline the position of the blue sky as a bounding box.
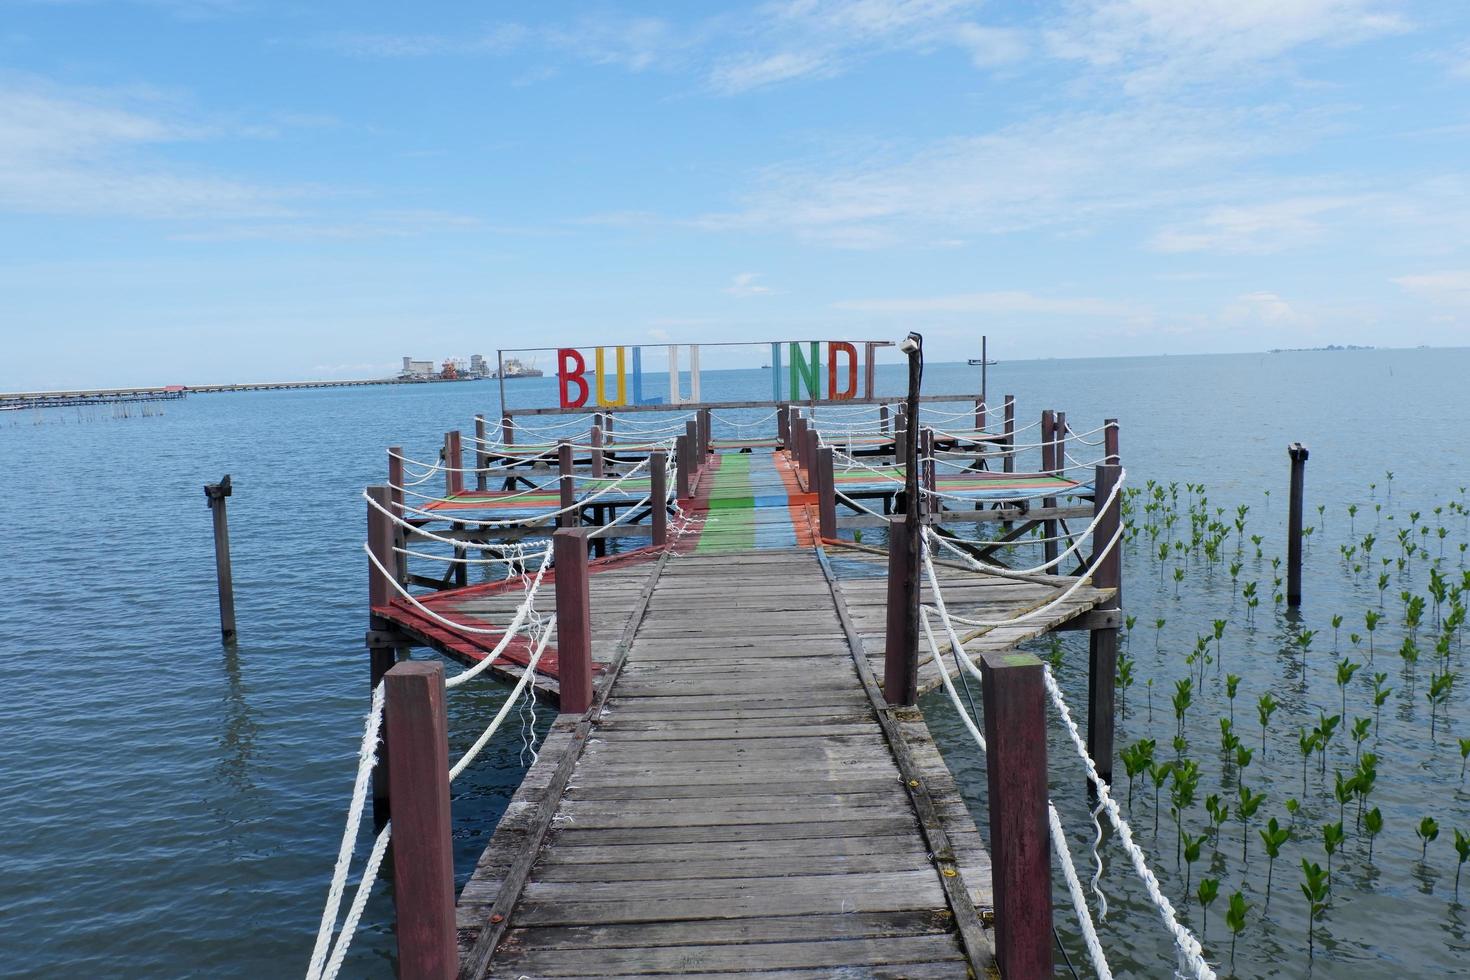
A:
[3,0,1469,388]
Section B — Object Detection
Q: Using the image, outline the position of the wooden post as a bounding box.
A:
[203,475,237,645]
[974,399,985,432]
[699,407,712,456]
[883,515,917,706]
[385,661,457,980]
[1104,418,1119,466]
[817,445,837,540]
[675,435,691,499]
[388,447,407,583]
[444,430,463,497]
[1003,396,1016,474]
[553,527,594,714]
[558,441,576,528]
[590,424,604,479]
[879,403,890,436]
[1088,463,1123,785]
[1041,411,1058,566]
[980,648,1052,979]
[474,415,488,491]
[894,404,907,462]
[501,413,514,446]
[804,428,819,491]
[685,420,700,476]
[367,484,399,830]
[921,428,936,517]
[777,405,790,447]
[1287,443,1309,607]
[650,450,668,547]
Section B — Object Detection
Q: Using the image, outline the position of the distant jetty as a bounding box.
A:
[0,375,476,410]
[1268,344,1374,353]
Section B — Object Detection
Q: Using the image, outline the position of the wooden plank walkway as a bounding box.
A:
[456,548,997,978]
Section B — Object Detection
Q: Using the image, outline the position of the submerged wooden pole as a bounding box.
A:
[650,450,668,547]
[385,660,457,980]
[1087,462,1123,785]
[883,515,917,706]
[558,441,576,528]
[981,648,1052,979]
[553,527,594,714]
[1287,443,1309,607]
[203,475,237,645]
[817,445,837,540]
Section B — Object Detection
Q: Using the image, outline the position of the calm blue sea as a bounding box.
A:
[2,347,1467,978]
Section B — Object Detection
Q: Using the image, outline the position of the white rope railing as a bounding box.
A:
[389,458,653,528]
[937,524,1122,626]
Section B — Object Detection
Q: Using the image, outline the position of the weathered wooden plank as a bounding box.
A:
[495,909,952,950]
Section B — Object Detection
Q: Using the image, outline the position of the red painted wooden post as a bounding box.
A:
[650,450,668,546]
[474,415,488,491]
[803,427,819,491]
[1104,418,1119,466]
[1003,395,1016,474]
[553,528,594,714]
[590,424,604,479]
[558,440,576,528]
[367,485,395,610]
[444,430,464,497]
[817,445,837,540]
[980,648,1053,979]
[1088,462,1123,785]
[675,435,691,500]
[1040,410,1055,473]
[385,660,457,980]
[501,413,514,446]
[883,515,918,706]
[974,398,985,432]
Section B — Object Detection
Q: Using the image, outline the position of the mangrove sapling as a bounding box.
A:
[1225,673,1240,723]
[1372,674,1392,736]
[1323,821,1346,893]
[1418,816,1440,863]
[1365,807,1384,862]
[1455,829,1470,900]
[1332,613,1344,650]
[1219,717,1239,758]
[1154,617,1166,652]
[1146,678,1154,723]
[1286,797,1301,830]
[1353,757,1377,831]
[1301,860,1330,960]
[1226,891,1249,971]
[1459,737,1470,782]
[1183,830,1207,894]
[1260,816,1291,909]
[1316,712,1341,776]
[1197,877,1220,938]
[1173,678,1193,738]
[1149,761,1173,835]
[1296,629,1316,659]
[1214,620,1228,664]
[1350,717,1372,767]
[1427,672,1455,736]
[1235,744,1254,776]
[1206,793,1228,850]
[1237,785,1266,863]
[1116,653,1134,718]
[1333,772,1354,827]
[1299,728,1320,796]
[1174,566,1185,597]
[1121,739,1155,812]
[1257,693,1278,755]
[1172,760,1201,865]
[1366,609,1382,657]
[1336,658,1361,717]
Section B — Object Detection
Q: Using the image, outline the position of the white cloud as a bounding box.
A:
[0,84,295,219]
[834,290,1135,316]
[1149,195,1365,253]
[698,103,1310,246]
[724,272,776,297]
[1047,0,1410,93]
[1393,270,1470,299]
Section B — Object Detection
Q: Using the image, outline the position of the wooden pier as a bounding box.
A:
[331,379,1142,979]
